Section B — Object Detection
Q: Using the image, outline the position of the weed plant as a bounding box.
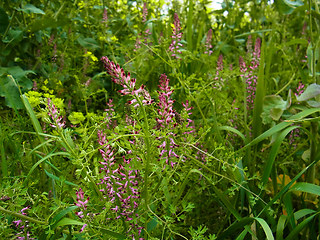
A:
[1,0,320,239]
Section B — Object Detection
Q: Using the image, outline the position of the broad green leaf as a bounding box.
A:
[77,37,100,50]
[2,29,23,44]
[307,100,320,107]
[50,206,79,229]
[0,7,9,34]
[276,0,304,14]
[261,95,289,124]
[54,217,84,228]
[296,83,320,101]
[289,182,320,196]
[294,209,316,221]
[0,75,24,109]
[283,0,304,7]
[16,4,45,15]
[0,67,34,109]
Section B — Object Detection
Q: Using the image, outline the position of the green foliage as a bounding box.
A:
[1,0,320,239]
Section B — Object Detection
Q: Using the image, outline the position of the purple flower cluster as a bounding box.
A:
[182,100,195,135]
[204,29,213,55]
[75,188,89,218]
[289,82,305,146]
[47,98,65,129]
[295,82,305,97]
[13,207,35,240]
[102,8,108,26]
[155,74,180,168]
[97,130,143,237]
[101,56,153,108]
[142,2,148,23]
[239,36,261,111]
[213,54,224,89]
[169,13,183,58]
[156,74,175,128]
[134,2,152,51]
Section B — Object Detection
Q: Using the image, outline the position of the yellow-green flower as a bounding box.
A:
[68,112,85,125]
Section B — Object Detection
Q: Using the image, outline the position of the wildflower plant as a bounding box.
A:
[169,13,184,59]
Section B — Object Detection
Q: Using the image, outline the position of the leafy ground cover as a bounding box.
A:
[1,0,320,239]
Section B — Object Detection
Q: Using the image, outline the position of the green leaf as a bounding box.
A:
[0,75,24,109]
[54,217,84,228]
[261,95,289,124]
[294,209,316,221]
[283,0,304,8]
[284,212,320,240]
[0,68,34,109]
[28,16,70,32]
[23,152,71,186]
[0,7,9,34]
[77,37,100,50]
[296,83,320,101]
[276,215,287,240]
[255,217,275,240]
[50,206,79,229]
[218,126,247,143]
[289,182,320,196]
[45,170,78,187]
[216,218,254,240]
[238,108,320,152]
[94,226,127,239]
[307,100,320,107]
[276,0,304,14]
[261,126,299,186]
[147,217,158,232]
[16,4,45,15]
[2,29,23,44]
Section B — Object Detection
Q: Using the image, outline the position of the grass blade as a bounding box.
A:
[261,126,300,187]
[218,126,247,143]
[284,212,320,240]
[237,107,320,153]
[276,215,287,240]
[23,151,70,186]
[255,217,275,240]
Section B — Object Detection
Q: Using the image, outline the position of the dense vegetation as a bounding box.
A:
[1,0,320,239]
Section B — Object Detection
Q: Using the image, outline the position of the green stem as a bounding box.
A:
[0,207,47,225]
[0,120,8,178]
[135,96,151,209]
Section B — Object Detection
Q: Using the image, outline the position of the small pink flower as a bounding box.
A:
[47,98,65,129]
[169,13,183,59]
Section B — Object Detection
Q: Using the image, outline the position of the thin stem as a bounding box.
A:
[0,207,47,225]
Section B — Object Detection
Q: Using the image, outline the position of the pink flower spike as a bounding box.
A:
[80,224,87,232]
